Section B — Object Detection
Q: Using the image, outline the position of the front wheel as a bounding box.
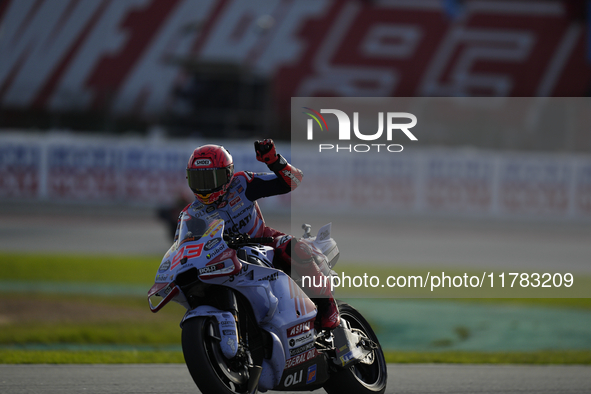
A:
[182,317,249,394]
[323,301,388,394]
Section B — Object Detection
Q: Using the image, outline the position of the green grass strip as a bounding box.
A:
[0,349,184,364]
[0,323,181,346]
[2,350,590,364]
[0,253,161,284]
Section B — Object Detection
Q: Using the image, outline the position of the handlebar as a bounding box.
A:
[247,237,275,244]
[224,233,275,248]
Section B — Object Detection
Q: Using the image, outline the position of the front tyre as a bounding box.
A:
[324,301,387,394]
[182,317,249,394]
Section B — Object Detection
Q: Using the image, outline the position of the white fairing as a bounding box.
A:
[201,263,318,390]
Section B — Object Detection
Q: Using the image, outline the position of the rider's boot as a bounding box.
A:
[291,241,340,330]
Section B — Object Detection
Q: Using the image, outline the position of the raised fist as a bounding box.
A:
[254,139,278,164]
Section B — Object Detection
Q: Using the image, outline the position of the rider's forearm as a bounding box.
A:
[267,154,303,190]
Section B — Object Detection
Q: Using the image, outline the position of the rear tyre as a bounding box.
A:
[323,301,387,394]
[182,317,249,394]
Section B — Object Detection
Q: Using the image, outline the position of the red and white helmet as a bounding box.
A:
[186,145,234,205]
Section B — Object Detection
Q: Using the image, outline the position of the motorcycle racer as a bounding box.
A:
[180,140,340,330]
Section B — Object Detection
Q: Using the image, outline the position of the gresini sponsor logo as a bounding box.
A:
[303,107,417,153]
[289,341,315,357]
[287,319,314,338]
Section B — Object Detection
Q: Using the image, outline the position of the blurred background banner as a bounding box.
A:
[2,128,590,221]
[1,0,591,138]
[0,132,290,210]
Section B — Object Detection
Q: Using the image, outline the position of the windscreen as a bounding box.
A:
[176,211,214,244]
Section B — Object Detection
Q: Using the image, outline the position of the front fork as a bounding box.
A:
[181,286,242,357]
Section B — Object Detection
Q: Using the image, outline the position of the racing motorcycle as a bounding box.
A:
[148,211,387,394]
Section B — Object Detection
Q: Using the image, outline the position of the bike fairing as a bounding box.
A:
[149,216,385,393]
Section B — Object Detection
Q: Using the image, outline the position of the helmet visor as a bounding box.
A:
[187,168,231,192]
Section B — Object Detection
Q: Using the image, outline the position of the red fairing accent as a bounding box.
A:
[279,163,303,190]
[148,282,169,298]
[148,282,179,313]
[198,248,242,280]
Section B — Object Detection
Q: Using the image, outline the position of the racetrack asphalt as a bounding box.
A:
[0,364,590,394]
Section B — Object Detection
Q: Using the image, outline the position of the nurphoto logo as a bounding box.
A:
[303,107,417,153]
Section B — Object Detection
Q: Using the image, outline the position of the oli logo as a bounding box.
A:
[303,107,417,153]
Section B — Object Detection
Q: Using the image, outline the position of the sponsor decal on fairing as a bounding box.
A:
[158,260,171,272]
[283,369,304,388]
[306,364,317,384]
[285,349,319,369]
[198,262,225,275]
[204,237,222,251]
[288,331,313,349]
[287,318,314,338]
[289,341,314,357]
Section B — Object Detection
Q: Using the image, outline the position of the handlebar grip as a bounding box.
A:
[248,237,275,244]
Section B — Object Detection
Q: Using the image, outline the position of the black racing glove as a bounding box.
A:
[254,139,279,164]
